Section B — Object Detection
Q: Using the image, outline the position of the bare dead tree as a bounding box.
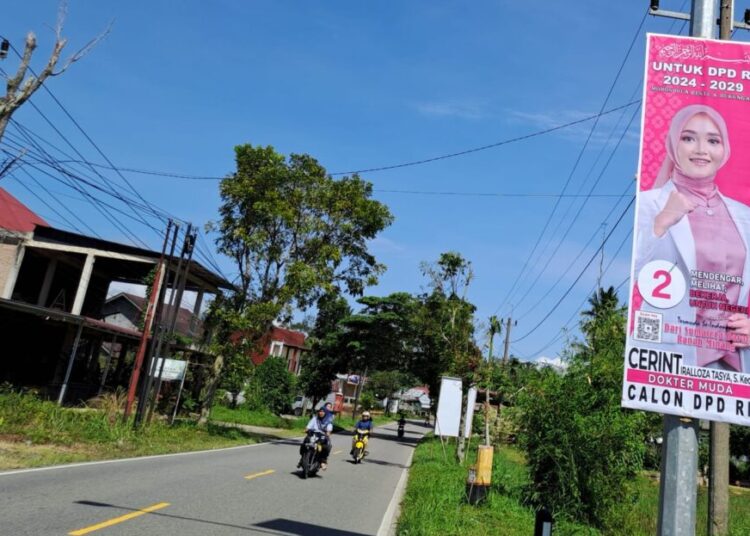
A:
[0,2,111,142]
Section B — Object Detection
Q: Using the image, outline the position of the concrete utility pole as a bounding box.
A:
[648,1,716,535]
[708,5,732,533]
[501,317,515,363]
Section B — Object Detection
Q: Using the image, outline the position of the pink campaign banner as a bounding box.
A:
[622,34,750,426]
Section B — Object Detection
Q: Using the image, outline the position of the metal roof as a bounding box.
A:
[0,188,48,233]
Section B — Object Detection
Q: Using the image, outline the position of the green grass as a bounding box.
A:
[209,405,299,429]
[398,437,750,536]
[0,389,260,470]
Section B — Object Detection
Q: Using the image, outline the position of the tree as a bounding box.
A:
[199,145,393,419]
[249,357,296,415]
[516,288,645,530]
[414,252,480,394]
[298,291,352,407]
[0,3,110,143]
[219,350,253,409]
[342,293,422,374]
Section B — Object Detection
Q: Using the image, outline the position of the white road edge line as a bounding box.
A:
[376,444,416,536]
[0,436,304,477]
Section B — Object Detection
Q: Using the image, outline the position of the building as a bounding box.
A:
[102,292,203,340]
[0,187,231,403]
[250,325,309,375]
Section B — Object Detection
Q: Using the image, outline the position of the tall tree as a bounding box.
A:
[416,252,480,392]
[199,145,393,421]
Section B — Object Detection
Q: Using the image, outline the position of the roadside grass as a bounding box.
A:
[398,437,595,536]
[398,437,750,536]
[0,389,260,470]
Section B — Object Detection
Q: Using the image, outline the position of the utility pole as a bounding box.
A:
[134,223,179,426]
[124,220,172,420]
[597,223,607,289]
[709,5,732,534]
[501,317,515,364]
[648,2,714,535]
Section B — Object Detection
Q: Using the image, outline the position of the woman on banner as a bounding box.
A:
[635,104,750,371]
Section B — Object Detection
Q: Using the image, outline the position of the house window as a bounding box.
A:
[270,341,283,357]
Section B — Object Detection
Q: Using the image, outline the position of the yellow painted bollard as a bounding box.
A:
[466,445,493,505]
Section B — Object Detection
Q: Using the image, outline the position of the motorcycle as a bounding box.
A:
[397,419,405,439]
[351,430,369,464]
[299,431,325,478]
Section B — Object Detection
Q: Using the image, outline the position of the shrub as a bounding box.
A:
[514,288,646,530]
[250,357,296,415]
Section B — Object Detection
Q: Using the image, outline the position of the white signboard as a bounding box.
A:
[150,358,187,381]
[435,376,462,437]
[462,386,478,439]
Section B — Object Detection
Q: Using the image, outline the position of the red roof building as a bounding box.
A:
[0,188,48,233]
[250,326,309,374]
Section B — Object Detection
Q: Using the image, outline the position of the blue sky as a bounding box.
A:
[2,1,723,360]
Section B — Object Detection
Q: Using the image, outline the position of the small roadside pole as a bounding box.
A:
[534,508,554,536]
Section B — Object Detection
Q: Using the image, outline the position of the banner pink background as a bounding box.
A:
[631,34,750,326]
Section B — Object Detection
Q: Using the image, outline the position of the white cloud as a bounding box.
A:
[507,107,640,146]
[416,100,488,120]
[534,355,568,372]
[368,236,406,254]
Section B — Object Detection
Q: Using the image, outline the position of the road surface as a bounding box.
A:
[0,420,427,536]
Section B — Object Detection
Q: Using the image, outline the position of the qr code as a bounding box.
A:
[634,311,662,343]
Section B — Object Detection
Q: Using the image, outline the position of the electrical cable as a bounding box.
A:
[493,9,648,316]
[511,196,635,344]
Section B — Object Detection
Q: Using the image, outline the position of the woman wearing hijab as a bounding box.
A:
[635,104,750,371]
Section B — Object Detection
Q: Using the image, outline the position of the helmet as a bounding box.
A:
[362,411,371,419]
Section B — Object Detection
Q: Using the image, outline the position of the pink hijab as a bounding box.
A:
[653,104,731,188]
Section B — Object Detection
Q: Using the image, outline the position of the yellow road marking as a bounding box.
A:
[244,469,275,480]
[333,450,342,455]
[69,502,170,535]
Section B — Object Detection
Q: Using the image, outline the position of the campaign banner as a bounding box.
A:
[623,34,750,426]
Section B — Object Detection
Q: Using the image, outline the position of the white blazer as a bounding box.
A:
[634,180,750,371]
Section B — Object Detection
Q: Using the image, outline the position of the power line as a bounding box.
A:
[511,102,641,315]
[511,196,635,344]
[493,9,648,317]
[51,100,640,181]
[518,229,633,358]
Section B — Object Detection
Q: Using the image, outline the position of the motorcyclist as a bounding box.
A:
[322,402,335,428]
[300,406,333,470]
[351,410,373,455]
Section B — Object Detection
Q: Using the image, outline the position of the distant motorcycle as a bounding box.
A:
[299,431,325,478]
[397,418,406,439]
[351,430,369,464]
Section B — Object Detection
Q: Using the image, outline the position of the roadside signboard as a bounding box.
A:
[435,376,462,437]
[150,358,187,381]
[623,34,750,425]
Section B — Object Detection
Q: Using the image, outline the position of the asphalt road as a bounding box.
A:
[0,420,428,536]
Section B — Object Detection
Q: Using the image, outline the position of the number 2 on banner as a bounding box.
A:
[652,270,672,299]
[637,260,686,309]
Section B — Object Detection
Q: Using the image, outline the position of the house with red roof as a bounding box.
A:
[248,325,309,375]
